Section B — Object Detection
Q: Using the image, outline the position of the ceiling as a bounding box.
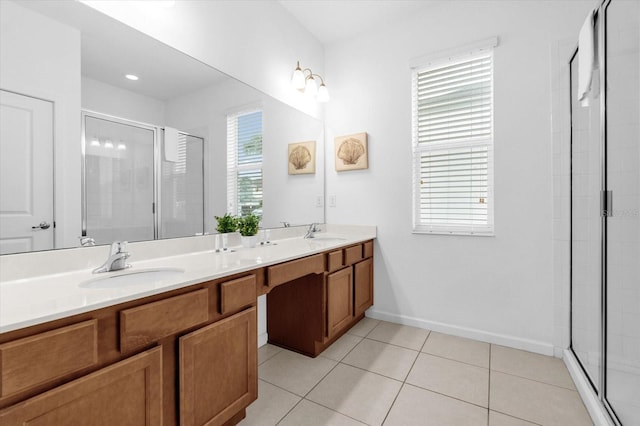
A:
[20,1,228,101]
[279,0,435,45]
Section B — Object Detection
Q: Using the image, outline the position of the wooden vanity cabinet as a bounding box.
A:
[266,240,374,357]
[326,267,353,339]
[354,257,374,317]
[0,346,163,425]
[180,307,257,426]
[0,270,261,426]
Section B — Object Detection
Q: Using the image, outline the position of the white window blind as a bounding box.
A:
[412,51,494,235]
[227,110,263,217]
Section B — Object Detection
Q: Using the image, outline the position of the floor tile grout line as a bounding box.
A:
[256,377,306,399]
[418,329,432,352]
[300,357,342,399]
[419,349,491,370]
[340,347,421,383]
[490,368,580,392]
[364,335,428,352]
[380,338,428,426]
[335,360,405,384]
[319,335,364,363]
[402,382,490,411]
[258,347,283,366]
[273,397,305,426]
[297,398,371,425]
[357,336,422,354]
[489,409,544,426]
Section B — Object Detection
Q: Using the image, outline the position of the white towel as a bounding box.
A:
[164,127,179,163]
[578,10,595,107]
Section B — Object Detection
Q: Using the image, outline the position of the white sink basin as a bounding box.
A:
[80,267,185,289]
[308,236,347,243]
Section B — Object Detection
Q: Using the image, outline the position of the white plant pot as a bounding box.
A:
[241,235,257,248]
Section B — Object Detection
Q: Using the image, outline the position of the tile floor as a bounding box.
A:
[239,318,593,426]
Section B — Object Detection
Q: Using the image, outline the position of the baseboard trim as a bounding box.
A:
[563,349,615,426]
[366,309,555,356]
[258,332,268,348]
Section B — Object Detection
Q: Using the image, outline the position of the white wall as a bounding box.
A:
[324,0,594,354]
[82,77,165,125]
[0,1,81,250]
[81,0,324,119]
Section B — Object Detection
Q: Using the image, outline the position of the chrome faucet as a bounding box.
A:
[79,236,96,247]
[93,241,131,273]
[304,223,320,239]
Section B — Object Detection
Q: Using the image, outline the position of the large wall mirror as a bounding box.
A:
[0,0,324,255]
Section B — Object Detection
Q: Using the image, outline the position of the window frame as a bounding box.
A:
[411,46,496,236]
[226,109,263,217]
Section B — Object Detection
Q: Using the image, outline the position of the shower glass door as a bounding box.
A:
[84,115,155,245]
[160,133,204,239]
[570,29,603,392]
[605,0,640,423]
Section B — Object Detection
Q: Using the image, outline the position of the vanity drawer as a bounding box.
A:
[326,250,344,273]
[267,254,324,287]
[120,289,209,353]
[363,241,374,259]
[220,275,257,315]
[344,244,364,266]
[0,320,98,398]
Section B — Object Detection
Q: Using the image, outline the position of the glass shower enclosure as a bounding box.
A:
[82,112,204,245]
[570,0,639,425]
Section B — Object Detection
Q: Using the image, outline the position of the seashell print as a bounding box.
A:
[289,145,312,170]
[337,138,365,165]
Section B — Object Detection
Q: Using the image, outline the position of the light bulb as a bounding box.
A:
[117,143,127,150]
[305,76,318,97]
[317,83,330,102]
[90,137,100,147]
[104,140,114,149]
[125,74,139,81]
[291,63,305,90]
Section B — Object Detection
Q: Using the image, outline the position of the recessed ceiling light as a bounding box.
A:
[125,74,139,81]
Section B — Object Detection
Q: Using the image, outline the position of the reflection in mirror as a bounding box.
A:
[0,0,324,254]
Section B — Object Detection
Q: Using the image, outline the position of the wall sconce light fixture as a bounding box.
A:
[291,61,329,102]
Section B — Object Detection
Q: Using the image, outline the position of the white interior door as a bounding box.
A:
[0,90,54,254]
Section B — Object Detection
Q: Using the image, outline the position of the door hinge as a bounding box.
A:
[152,202,156,214]
[601,190,612,217]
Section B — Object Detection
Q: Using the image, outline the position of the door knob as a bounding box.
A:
[32,221,51,230]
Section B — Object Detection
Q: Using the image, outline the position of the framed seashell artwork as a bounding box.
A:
[334,132,368,171]
[288,140,316,175]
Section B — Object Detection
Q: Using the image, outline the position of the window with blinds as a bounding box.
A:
[227,110,263,217]
[412,51,494,235]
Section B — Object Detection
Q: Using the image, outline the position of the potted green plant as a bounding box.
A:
[215,213,237,251]
[215,213,237,234]
[236,213,260,248]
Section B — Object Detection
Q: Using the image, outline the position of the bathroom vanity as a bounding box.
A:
[0,228,375,425]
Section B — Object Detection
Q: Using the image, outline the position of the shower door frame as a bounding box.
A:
[569,0,627,424]
[81,110,206,242]
[81,110,160,242]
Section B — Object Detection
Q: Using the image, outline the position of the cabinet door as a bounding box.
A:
[180,307,257,426]
[354,258,373,317]
[0,346,162,425]
[327,267,353,339]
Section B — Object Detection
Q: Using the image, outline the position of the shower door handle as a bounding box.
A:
[601,190,612,217]
[32,221,51,230]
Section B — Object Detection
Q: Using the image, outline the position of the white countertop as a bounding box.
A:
[0,225,376,334]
